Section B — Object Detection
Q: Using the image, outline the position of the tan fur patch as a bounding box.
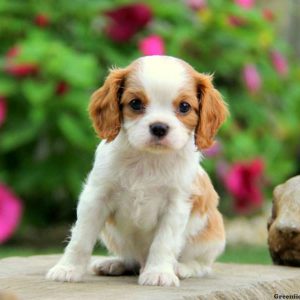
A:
[189,171,225,243]
[173,91,198,131]
[89,68,130,141]
[192,210,225,243]
[121,89,149,120]
[190,171,218,215]
[193,72,229,150]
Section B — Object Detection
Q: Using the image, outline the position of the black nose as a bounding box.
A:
[150,122,169,138]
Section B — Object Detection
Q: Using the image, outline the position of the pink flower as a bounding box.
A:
[224,159,264,214]
[34,14,50,27]
[271,50,289,76]
[228,15,247,27]
[0,184,23,243]
[6,47,20,58]
[55,81,70,96]
[186,0,206,11]
[243,64,261,94]
[105,4,152,42]
[216,160,229,180]
[235,0,254,9]
[139,35,165,56]
[5,64,39,77]
[262,9,275,22]
[0,96,7,127]
[5,46,39,77]
[202,140,222,157]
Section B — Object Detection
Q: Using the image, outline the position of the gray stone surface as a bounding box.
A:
[1,255,300,300]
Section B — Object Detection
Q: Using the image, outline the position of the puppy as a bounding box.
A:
[47,56,228,286]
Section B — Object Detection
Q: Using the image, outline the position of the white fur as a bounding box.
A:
[185,214,208,238]
[138,56,189,101]
[46,56,224,286]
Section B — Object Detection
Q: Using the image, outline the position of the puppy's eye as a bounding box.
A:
[178,101,191,114]
[129,99,144,112]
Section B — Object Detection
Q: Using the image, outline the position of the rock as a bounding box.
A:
[268,176,300,266]
[1,255,300,299]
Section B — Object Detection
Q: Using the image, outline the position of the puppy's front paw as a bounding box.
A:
[46,264,85,282]
[138,269,179,287]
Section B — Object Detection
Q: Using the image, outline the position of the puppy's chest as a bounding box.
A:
[109,153,192,231]
[112,186,169,231]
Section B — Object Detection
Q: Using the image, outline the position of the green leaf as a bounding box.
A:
[22,79,55,106]
[57,113,93,150]
[0,125,38,152]
[0,78,16,95]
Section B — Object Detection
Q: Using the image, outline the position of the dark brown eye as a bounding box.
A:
[129,99,144,112]
[178,101,191,114]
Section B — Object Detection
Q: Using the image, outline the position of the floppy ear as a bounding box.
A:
[194,73,229,150]
[89,68,128,142]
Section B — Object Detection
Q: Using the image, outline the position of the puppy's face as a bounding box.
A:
[89,56,228,152]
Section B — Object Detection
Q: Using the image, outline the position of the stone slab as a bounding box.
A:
[1,255,300,300]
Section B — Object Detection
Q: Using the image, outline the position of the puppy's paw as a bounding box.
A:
[138,269,179,287]
[176,262,211,279]
[197,265,212,277]
[46,264,85,282]
[175,262,192,279]
[91,258,126,276]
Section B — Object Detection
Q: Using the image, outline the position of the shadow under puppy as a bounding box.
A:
[47,56,229,286]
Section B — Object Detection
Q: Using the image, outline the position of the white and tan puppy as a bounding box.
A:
[47,56,228,286]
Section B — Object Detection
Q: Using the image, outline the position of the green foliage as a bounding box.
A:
[0,0,299,228]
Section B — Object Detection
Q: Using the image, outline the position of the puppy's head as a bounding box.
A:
[89,56,228,152]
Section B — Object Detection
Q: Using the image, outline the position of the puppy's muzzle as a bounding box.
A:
[150,122,169,138]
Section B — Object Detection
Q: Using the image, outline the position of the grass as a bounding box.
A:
[218,245,272,265]
[0,245,272,265]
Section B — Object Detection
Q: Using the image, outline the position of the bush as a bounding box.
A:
[0,0,299,231]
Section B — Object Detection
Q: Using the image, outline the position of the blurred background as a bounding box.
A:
[0,0,299,264]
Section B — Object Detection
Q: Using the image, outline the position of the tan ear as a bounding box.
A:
[89,68,128,141]
[194,73,229,150]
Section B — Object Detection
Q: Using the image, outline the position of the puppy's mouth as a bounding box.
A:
[145,138,173,153]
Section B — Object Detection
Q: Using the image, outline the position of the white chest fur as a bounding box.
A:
[113,185,169,231]
[93,134,200,238]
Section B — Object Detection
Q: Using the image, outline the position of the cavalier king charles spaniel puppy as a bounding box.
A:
[47,56,228,287]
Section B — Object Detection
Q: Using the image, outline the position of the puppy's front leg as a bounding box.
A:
[46,182,110,282]
[139,193,190,287]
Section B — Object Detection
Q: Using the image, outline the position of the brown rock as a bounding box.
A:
[1,255,300,299]
[268,176,300,266]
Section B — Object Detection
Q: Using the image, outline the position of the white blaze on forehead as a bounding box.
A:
[136,56,190,103]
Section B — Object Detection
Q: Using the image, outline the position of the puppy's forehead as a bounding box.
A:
[130,56,192,100]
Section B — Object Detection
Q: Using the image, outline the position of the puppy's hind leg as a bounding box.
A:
[91,221,140,276]
[176,239,225,279]
[176,260,211,279]
[177,210,226,279]
[91,257,139,276]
